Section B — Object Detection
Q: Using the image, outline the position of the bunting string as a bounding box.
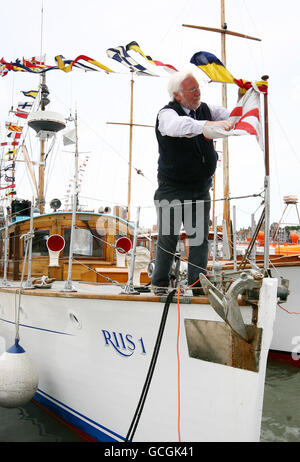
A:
[1,48,268,96]
[0,42,179,78]
[0,46,269,203]
[0,87,38,197]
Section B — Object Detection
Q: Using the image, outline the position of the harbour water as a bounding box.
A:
[0,359,299,442]
[260,359,300,442]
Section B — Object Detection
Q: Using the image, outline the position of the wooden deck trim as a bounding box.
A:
[0,286,209,304]
[209,258,300,270]
[94,267,148,273]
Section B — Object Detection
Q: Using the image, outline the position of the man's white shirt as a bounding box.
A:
[158,103,230,138]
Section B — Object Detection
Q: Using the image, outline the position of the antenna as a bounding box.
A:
[40,0,44,58]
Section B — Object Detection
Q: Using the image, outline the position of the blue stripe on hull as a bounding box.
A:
[0,317,73,336]
[34,389,125,442]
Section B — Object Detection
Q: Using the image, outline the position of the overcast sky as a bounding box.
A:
[0,0,299,230]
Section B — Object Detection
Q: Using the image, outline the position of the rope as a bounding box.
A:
[125,289,176,442]
[51,89,156,188]
[15,233,31,341]
[277,303,300,315]
[176,286,181,442]
[175,277,201,442]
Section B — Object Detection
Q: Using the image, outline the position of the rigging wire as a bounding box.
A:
[50,88,156,187]
[44,135,65,198]
[269,100,300,166]
[152,2,190,57]
[136,190,264,209]
[232,0,264,77]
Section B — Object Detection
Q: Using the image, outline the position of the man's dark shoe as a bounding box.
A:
[153,287,168,296]
[192,287,205,296]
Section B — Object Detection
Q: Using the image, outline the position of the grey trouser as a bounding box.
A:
[151,181,211,288]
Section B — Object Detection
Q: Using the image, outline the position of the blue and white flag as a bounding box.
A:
[18,101,33,110]
[106,45,158,76]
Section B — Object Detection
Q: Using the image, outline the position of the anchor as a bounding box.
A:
[199,270,263,342]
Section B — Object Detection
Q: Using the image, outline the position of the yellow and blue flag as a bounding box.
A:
[5,149,17,156]
[191,51,268,94]
[22,90,38,99]
[191,51,235,84]
[55,55,114,74]
[126,41,178,73]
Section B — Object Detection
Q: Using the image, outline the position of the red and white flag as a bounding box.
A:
[15,108,29,119]
[203,82,263,150]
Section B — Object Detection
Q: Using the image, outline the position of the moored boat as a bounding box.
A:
[233,195,300,364]
[0,268,278,441]
[0,2,290,442]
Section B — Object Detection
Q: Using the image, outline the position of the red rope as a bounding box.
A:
[176,287,181,442]
[277,303,300,315]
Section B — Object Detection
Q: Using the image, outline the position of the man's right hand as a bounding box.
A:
[204,120,234,131]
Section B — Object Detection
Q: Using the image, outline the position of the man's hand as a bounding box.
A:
[204,120,234,131]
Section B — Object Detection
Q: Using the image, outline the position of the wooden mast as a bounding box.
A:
[128,71,134,222]
[38,73,46,215]
[38,3,45,215]
[220,0,230,256]
[183,0,261,257]
[107,72,154,222]
[38,140,45,215]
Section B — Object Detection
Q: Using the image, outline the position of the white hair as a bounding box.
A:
[167,70,198,100]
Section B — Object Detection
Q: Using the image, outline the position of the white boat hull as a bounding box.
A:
[0,278,277,442]
[271,266,300,356]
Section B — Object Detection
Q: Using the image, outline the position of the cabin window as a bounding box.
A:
[63,228,104,257]
[9,233,14,259]
[31,230,50,256]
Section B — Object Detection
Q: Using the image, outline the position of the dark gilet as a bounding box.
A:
[155,100,218,191]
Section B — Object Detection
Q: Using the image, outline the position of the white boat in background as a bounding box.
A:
[232,195,300,364]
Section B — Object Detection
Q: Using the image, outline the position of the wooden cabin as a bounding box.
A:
[2,203,298,288]
[0,210,151,284]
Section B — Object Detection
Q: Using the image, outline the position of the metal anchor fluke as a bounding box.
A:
[199,271,263,342]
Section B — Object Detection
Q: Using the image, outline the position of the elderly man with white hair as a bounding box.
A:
[151,70,234,296]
